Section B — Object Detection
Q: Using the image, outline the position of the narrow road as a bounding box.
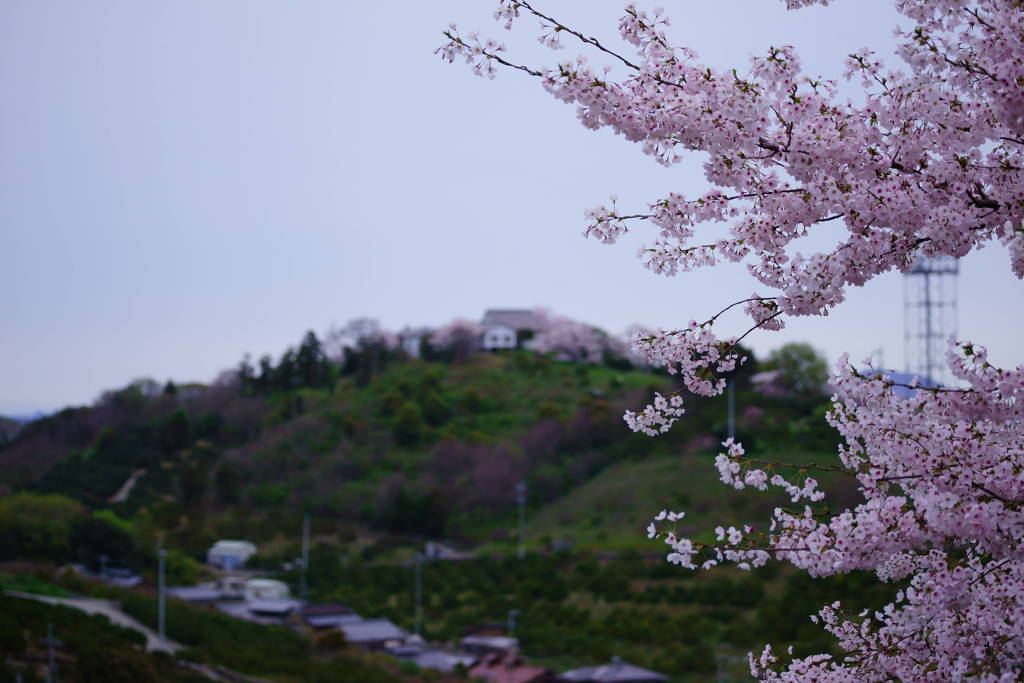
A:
[109,468,147,503]
[5,590,181,653]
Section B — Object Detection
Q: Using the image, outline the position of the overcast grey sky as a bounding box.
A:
[2,1,1021,414]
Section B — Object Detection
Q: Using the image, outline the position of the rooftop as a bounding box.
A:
[482,309,539,331]
[340,618,408,644]
[209,540,257,554]
[300,603,354,618]
[557,657,667,682]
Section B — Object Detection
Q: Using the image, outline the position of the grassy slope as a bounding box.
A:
[3,349,848,558]
[523,447,853,554]
[0,349,884,682]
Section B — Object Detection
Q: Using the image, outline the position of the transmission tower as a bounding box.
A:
[903,256,959,384]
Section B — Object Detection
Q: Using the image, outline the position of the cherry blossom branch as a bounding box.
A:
[503,0,641,71]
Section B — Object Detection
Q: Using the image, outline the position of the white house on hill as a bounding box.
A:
[207,540,257,570]
[481,309,539,351]
[244,578,290,601]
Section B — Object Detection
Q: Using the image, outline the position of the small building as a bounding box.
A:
[215,575,247,599]
[460,635,518,658]
[247,599,303,617]
[481,309,540,351]
[244,578,289,602]
[463,622,507,637]
[424,541,474,561]
[300,603,361,630]
[103,568,143,588]
[415,649,478,674]
[207,540,257,570]
[557,657,667,682]
[340,618,408,651]
[483,323,518,350]
[389,643,477,673]
[167,585,224,603]
[399,328,429,358]
[470,653,552,683]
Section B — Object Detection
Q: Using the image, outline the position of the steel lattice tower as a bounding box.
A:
[904,256,959,384]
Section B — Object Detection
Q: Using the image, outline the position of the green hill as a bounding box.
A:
[0,338,840,557]
[0,333,871,681]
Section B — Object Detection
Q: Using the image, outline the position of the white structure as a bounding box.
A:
[481,309,539,351]
[399,328,428,358]
[244,578,290,602]
[482,324,517,350]
[460,634,518,657]
[206,540,257,570]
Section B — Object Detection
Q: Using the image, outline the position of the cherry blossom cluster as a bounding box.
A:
[649,344,1024,679]
[714,438,825,502]
[441,0,1023,678]
[429,318,484,351]
[529,308,606,363]
[624,391,685,436]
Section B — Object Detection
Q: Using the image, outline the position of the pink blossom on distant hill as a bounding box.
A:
[429,318,484,361]
[530,308,605,363]
[430,318,484,349]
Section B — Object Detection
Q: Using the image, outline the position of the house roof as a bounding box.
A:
[482,309,539,330]
[305,614,363,629]
[209,540,257,555]
[245,578,289,592]
[461,635,518,652]
[300,603,354,618]
[340,618,407,643]
[557,658,667,682]
[167,586,223,602]
[415,649,478,673]
[247,599,302,615]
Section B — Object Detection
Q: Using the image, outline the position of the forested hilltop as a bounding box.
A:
[1,325,837,551]
[0,326,881,680]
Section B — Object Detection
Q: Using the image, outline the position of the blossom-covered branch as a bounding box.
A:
[441,0,1024,677]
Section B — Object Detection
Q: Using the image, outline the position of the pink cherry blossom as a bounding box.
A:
[441,0,1024,678]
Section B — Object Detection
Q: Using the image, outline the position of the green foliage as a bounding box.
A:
[70,515,138,569]
[118,592,407,683]
[0,593,205,683]
[767,342,829,395]
[0,571,70,597]
[0,492,83,562]
[393,401,426,446]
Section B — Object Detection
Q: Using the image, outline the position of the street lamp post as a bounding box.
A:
[516,481,527,560]
[414,554,423,638]
[507,608,520,639]
[300,515,310,600]
[157,548,167,643]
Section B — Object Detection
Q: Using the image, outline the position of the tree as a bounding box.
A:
[530,308,606,364]
[295,330,329,388]
[441,1,1023,679]
[429,318,484,362]
[766,343,828,396]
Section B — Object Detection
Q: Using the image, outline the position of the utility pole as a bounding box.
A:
[46,621,56,683]
[507,608,520,638]
[413,554,423,637]
[157,548,167,644]
[727,380,735,441]
[516,481,527,560]
[300,514,310,600]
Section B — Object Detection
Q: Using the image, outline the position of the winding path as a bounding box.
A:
[5,590,181,653]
